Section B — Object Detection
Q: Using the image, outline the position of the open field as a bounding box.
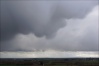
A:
[0,58,99,66]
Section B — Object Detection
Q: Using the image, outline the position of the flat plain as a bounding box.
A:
[0,58,99,66]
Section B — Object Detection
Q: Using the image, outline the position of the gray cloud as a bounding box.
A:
[0,0,98,51]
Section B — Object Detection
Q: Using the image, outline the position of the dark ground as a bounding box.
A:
[0,58,99,66]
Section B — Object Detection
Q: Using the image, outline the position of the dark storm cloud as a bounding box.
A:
[1,0,98,41]
[0,0,98,51]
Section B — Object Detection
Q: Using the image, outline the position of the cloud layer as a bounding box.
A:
[1,0,98,40]
[0,51,99,58]
[0,0,98,51]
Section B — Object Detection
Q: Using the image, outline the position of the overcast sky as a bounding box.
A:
[0,0,99,52]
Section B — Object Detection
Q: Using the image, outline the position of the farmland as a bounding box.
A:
[0,58,99,66]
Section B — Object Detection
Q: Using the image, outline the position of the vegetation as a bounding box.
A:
[0,58,99,66]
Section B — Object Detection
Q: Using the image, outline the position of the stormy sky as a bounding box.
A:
[0,0,99,51]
